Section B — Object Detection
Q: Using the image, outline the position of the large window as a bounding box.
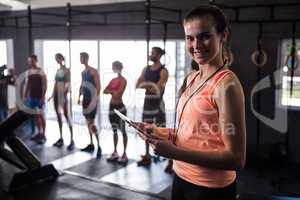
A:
[0,40,14,68]
[0,39,14,117]
[36,40,184,131]
[99,41,177,128]
[0,41,7,66]
[280,39,300,107]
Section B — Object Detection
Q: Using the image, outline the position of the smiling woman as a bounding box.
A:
[135,5,246,200]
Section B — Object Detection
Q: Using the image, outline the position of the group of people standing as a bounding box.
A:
[22,46,169,165]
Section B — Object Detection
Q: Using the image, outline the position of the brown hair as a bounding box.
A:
[55,53,65,61]
[80,52,89,60]
[184,5,231,62]
[152,47,165,57]
[112,61,123,70]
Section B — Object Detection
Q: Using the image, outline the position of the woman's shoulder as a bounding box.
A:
[56,67,64,73]
[120,76,127,82]
[213,69,244,97]
[63,66,70,72]
[113,76,126,85]
[211,69,239,89]
[216,69,240,84]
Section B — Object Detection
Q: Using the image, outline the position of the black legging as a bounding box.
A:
[172,174,236,200]
[109,103,127,134]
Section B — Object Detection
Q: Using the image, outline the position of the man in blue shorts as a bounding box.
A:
[23,54,47,144]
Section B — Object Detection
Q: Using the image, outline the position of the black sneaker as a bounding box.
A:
[164,160,173,174]
[53,139,64,147]
[107,152,119,162]
[137,155,151,166]
[117,154,128,165]
[81,144,95,153]
[30,133,40,141]
[96,146,102,159]
[36,136,47,145]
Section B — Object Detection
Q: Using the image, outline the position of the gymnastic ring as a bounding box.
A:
[251,49,268,67]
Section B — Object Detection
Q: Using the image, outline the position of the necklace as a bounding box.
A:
[173,61,227,144]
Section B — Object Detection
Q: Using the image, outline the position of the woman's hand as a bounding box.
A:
[147,138,177,158]
[133,122,165,140]
[134,122,177,159]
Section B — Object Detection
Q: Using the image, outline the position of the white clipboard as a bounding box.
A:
[113,109,144,134]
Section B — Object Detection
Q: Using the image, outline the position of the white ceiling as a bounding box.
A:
[0,0,147,11]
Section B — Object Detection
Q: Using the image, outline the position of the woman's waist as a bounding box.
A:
[109,100,125,107]
[54,88,68,94]
[173,160,236,188]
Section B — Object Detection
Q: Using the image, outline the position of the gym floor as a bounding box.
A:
[0,120,299,200]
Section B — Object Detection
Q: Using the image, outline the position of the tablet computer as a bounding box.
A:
[113,109,145,134]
